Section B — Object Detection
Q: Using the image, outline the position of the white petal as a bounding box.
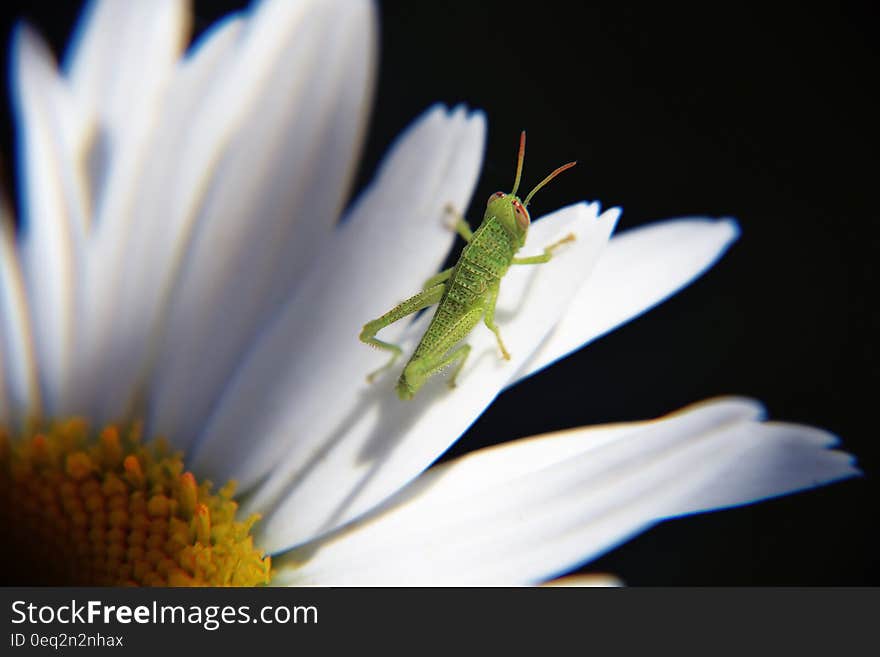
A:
[11,26,90,416]
[238,201,618,554]
[66,0,190,249]
[146,0,376,446]
[192,104,486,493]
[66,0,191,418]
[272,398,857,585]
[64,0,189,146]
[75,0,369,428]
[516,217,740,382]
[0,218,40,428]
[541,574,623,587]
[663,420,857,517]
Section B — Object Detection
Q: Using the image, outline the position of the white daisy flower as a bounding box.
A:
[0,0,857,586]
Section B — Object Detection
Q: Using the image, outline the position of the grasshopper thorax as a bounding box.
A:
[488,131,576,248]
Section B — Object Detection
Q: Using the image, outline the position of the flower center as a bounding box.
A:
[0,419,271,586]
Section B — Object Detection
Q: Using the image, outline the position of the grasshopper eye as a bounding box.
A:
[487,191,505,205]
[512,199,530,229]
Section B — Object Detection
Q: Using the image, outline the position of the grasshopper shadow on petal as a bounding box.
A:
[300,343,497,540]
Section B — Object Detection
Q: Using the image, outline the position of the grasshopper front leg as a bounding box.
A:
[444,203,474,242]
[511,233,576,265]
[360,283,446,383]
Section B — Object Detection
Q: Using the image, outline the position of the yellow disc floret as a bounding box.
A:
[0,419,271,586]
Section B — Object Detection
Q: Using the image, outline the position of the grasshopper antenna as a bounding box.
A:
[523,160,577,207]
[510,131,526,196]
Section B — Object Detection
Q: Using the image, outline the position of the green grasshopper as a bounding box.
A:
[360,132,576,400]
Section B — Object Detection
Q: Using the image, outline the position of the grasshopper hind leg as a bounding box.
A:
[359,284,446,383]
[361,338,402,384]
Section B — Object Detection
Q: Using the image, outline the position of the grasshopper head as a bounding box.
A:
[487,131,576,247]
[486,190,530,247]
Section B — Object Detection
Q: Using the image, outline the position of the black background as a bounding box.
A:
[0,1,875,585]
